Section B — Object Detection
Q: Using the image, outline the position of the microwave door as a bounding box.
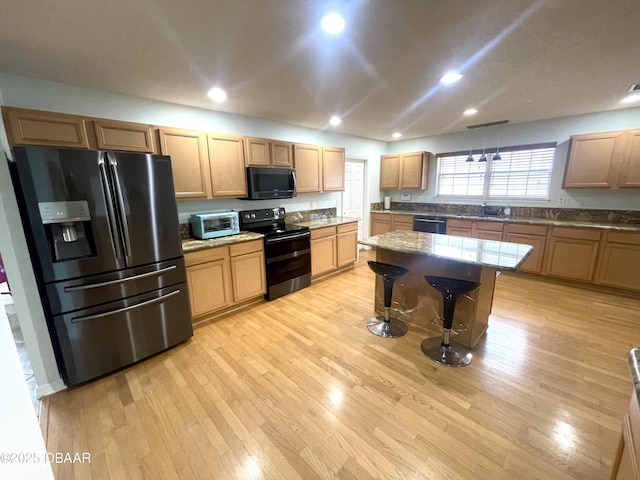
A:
[106,152,183,268]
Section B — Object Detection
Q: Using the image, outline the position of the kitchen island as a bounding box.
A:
[359,231,533,347]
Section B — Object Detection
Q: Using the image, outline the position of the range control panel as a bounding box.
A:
[240,207,285,227]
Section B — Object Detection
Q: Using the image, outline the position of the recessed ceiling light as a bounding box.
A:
[620,93,640,104]
[464,108,478,116]
[321,13,345,34]
[392,132,402,139]
[207,87,227,102]
[440,72,463,85]
[329,116,342,126]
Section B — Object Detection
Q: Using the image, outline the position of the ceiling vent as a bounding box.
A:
[629,83,640,92]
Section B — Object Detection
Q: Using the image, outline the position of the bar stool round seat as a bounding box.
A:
[367,261,409,338]
[421,275,480,367]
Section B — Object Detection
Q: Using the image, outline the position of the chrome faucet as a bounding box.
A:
[481,202,487,216]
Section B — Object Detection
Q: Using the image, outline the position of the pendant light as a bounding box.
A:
[492,123,503,161]
[466,129,475,162]
[465,120,509,162]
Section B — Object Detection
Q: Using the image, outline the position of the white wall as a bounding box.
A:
[386,107,640,210]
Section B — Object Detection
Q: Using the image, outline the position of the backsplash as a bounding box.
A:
[179,207,339,239]
[374,202,640,225]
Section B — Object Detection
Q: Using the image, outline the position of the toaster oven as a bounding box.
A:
[191,211,240,239]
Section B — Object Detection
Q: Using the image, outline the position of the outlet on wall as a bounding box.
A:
[558,197,568,206]
[400,194,411,201]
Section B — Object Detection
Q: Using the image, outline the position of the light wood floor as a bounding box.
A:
[43,250,640,479]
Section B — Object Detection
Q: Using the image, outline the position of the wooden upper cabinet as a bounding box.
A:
[380,151,429,190]
[563,132,623,188]
[207,133,247,197]
[93,119,155,153]
[400,151,429,189]
[380,154,400,189]
[2,107,90,149]
[322,146,345,191]
[294,143,323,193]
[272,141,293,167]
[245,137,294,167]
[619,129,640,188]
[158,127,211,199]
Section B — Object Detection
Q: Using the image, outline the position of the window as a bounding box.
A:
[436,143,556,200]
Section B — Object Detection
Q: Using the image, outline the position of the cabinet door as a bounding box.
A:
[207,133,248,197]
[474,230,504,241]
[230,251,266,302]
[400,152,428,189]
[158,127,211,199]
[322,146,345,191]
[245,137,271,166]
[186,258,232,318]
[337,223,358,267]
[93,120,155,153]
[447,227,472,237]
[563,132,623,188]
[619,129,640,188]
[311,236,337,276]
[595,232,640,291]
[504,233,546,273]
[271,141,293,167]
[294,144,323,193]
[371,213,392,236]
[3,107,90,148]
[380,154,400,189]
[544,228,601,281]
[391,216,414,231]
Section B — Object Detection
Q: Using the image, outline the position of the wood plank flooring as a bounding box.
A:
[44,250,640,479]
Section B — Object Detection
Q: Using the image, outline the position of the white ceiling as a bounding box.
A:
[1,0,639,141]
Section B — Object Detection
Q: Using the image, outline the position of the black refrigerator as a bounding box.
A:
[11,146,193,386]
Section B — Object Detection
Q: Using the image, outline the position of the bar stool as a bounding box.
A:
[367,261,409,338]
[421,276,480,367]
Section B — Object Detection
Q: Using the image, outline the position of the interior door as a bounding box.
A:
[342,159,365,241]
[108,152,183,268]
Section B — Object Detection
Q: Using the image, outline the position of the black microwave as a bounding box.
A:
[245,167,297,200]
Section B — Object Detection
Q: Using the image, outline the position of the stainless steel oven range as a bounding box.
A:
[240,207,311,300]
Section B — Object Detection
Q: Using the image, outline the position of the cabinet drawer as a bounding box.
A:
[506,223,548,236]
[311,226,337,240]
[337,222,358,234]
[550,227,601,241]
[474,221,504,232]
[606,231,640,245]
[184,246,229,267]
[229,239,264,257]
[448,218,473,229]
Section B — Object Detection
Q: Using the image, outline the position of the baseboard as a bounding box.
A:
[39,395,50,441]
[36,379,66,399]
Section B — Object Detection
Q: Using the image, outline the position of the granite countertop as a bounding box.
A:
[182,232,264,253]
[371,209,640,232]
[359,231,533,271]
[629,348,640,409]
[291,216,360,229]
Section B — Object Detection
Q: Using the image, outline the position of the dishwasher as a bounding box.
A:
[412,215,447,234]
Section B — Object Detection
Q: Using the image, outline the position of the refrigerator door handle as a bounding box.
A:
[64,264,177,292]
[107,153,133,262]
[70,289,181,323]
[98,155,122,260]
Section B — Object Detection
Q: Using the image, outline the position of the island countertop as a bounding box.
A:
[359,231,533,271]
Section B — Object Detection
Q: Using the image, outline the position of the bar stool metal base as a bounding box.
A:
[367,316,407,338]
[420,337,472,367]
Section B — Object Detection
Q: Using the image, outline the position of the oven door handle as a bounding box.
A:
[265,231,310,244]
[266,248,311,264]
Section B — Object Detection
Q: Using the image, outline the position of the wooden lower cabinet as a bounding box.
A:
[544,227,601,282]
[371,213,392,235]
[595,231,640,292]
[311,227,337,277]
[472,221,504,241]
[392,215,414,231]
[185,246,232,318]
[229,240,266,302]
[337,223,358,267]
[504,224,548,274]
[447,218,473,237]
[185,240,266,321]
